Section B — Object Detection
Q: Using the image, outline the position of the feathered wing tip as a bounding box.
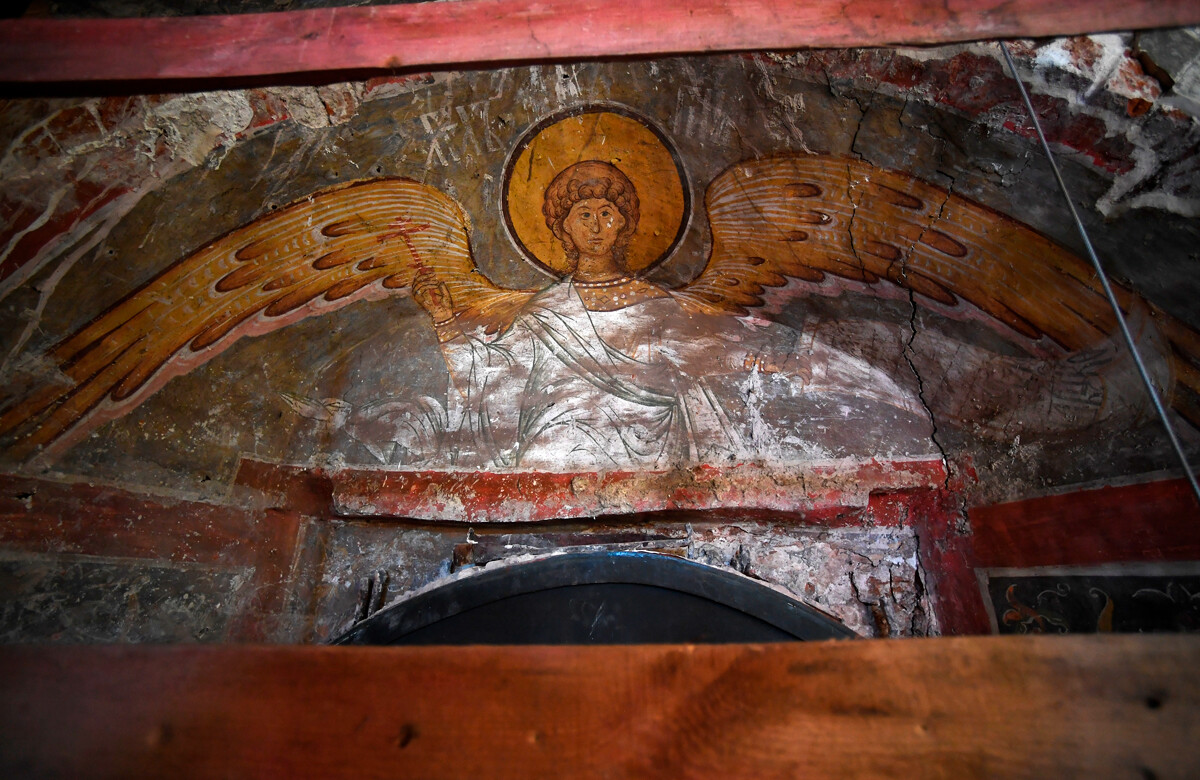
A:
[1162,317,1200,428]
[0,177,538,461]
[674,153,1200,426]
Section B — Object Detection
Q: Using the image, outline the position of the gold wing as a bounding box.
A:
[674,154,1200,426]
[0,177,536,458]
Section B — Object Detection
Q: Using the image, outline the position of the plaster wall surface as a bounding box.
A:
[2,37,1199,643]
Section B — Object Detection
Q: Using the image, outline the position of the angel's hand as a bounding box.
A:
[412,270,455,323]
[743,353,781,373]
[741,352,812,383]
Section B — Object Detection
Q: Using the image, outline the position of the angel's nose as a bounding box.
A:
[588,218,601,233]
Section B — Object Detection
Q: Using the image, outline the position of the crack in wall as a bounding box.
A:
[837,108,952,490]
[902,290,952,491]
[846,93,872,161]
[898,170,956,491]
[908,529,936,635]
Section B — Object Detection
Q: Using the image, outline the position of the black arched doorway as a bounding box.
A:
[334,551,856,645]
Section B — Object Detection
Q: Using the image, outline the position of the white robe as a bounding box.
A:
[433,279,926,470]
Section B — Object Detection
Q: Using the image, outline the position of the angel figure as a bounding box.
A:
[0,139,1193,470]
[405,160,927,469]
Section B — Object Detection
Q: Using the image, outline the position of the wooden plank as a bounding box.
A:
[2,0,1200,85]
[1,636,1197,778]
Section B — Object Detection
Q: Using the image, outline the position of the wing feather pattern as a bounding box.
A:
[675,155,1130,342]
[675,155,1200,425]
[0,177,535,457]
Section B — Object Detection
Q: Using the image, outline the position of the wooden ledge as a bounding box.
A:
[2,635,1197,777]
[2,0,1200,85]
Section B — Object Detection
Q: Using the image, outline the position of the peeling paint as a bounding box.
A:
[1,44,1198,646]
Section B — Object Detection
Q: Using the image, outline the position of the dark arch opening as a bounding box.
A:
[334,551,856,645]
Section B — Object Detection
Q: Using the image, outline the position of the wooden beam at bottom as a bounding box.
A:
[2,637,1197,778]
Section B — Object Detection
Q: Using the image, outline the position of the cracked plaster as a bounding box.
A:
[1,40,1198,643]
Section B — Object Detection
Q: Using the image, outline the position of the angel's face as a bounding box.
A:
[562,198,626,262]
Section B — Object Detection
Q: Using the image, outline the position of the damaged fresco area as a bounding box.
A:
[304,518,928,642]
[0,471,939,643]
[2,36,1199,646]
[0,554,245,643]
[2,41,1199,519]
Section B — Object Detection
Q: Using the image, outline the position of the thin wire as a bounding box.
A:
[998,41,1200,507]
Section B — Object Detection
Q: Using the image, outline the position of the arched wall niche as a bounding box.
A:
[334,551,860,645]
[0,32,1198,646]
[4,45,1198,504]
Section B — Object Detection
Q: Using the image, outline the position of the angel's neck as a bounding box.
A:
[572,253,626,284]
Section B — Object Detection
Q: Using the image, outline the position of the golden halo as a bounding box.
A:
[503,105,690,277]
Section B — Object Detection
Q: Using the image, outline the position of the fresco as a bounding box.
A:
[984,566,1200,635]
[0,71,1197,491]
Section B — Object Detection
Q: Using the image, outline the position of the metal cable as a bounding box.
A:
[998,41,1200,507]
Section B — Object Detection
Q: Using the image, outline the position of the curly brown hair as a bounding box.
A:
[543,161,640,264]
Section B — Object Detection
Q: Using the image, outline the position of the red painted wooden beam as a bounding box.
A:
[1,0,1199,84]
